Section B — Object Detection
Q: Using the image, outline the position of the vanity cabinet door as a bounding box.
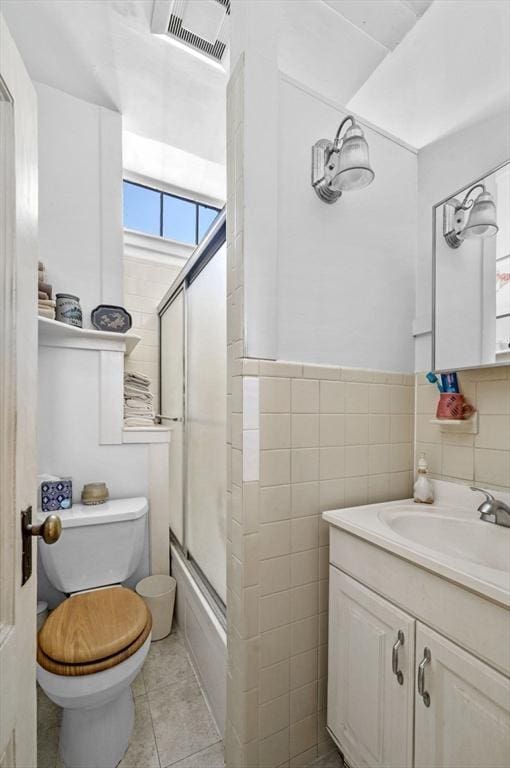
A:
[328,567,415,768]
[415,623,510,768]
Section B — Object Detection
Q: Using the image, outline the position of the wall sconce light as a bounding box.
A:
[311,115,375,204]
[443,184,498,248]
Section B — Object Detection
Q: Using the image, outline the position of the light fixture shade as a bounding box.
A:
[331,124,375,192]
[462,191,498,239]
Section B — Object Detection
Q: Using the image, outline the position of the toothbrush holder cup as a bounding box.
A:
[436,393,475,420]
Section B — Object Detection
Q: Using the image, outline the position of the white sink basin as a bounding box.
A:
[322,482,510,605]
[378,506,510,573]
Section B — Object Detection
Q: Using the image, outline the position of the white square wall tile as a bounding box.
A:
[243,377,260,429]
[344,383,369,413]
[291,414,319,448]
[260,449,291,486]
[442,445,474,481]
[260,414,291,450]
[474,448,510,488]
[243,430,260,482]
[292,380,319,413]
[344,445,369,477]
[319,447,345,480]
[369,414,391,444]
[319,381,345,413]
[319,414,345,446]
[260,377,291,413]
[369,384,390,414]
[344,414,369,445]
[476,380,510,414]
[475,415,510,451]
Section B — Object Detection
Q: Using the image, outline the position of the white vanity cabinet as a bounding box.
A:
[414,624,510,768]
[328,565,510,768]
[328,569,415,768]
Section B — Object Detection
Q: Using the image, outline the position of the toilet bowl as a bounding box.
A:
[36,498,151,768]
[37,586,152,768]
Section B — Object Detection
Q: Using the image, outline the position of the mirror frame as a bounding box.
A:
[432,158,510,372]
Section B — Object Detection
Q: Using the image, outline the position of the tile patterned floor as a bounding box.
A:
[309,750,344,768]
[37,629,224,768]
[37,627,344,768]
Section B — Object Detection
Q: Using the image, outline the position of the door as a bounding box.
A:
[328,568,415,768]
[0,15,39,768]
[415,623,510,768]
[160,289,185,544]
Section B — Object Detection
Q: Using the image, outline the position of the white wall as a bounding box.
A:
[36,83,150,495]
[232,2,418,373]
[36,84,154,601]
[36,82,123,326]
[276,77,417,371]
[38,348,149,499]
[415,107,510,371]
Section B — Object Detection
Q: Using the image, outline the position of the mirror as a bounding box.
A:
[433,160,510,371]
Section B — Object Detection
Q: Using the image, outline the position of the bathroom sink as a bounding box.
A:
[322,482,510,605]
[378,506,510,572]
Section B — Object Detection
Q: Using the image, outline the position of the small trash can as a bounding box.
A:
[136,575,176,641]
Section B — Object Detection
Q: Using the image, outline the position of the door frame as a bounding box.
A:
[0,13,39,768]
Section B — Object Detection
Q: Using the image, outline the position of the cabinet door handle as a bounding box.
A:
[392,630,404,685]
[417,647,431,707]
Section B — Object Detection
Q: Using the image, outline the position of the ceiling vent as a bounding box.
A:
[152,0,230,65]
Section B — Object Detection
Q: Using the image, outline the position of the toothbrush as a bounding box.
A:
[426,372,443,392]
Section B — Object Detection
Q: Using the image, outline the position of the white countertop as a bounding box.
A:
[323,481,510,606]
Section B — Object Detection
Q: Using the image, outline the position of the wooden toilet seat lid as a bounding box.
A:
[37,616,152,676]
[38,586,149,665]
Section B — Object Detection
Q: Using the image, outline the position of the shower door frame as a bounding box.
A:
[158,209,227,624]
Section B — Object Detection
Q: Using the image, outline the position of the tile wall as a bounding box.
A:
[416,365,510,491]
[124,255,180,405]
[227,362,414,768]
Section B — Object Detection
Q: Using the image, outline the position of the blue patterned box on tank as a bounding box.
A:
[41,478,73,511]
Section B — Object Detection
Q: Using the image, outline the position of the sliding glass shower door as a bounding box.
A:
[186,246,227,603]
[159,215,227,609]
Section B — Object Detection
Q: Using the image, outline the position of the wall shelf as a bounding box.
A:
[429,412,478,435]
[38,316,140,355]
[122,427,171,444]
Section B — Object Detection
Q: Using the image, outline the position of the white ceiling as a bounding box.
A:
[348,0,510,148]
[322,0,431,51]
[1,0,227,168]
[277,0,431,111]
[2,0,508,186]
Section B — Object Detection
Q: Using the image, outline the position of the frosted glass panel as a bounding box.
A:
[186,247,227,602]
[160,290,184,544]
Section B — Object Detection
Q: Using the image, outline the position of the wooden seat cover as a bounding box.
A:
[37,616,152,676]
[38,587,149,665]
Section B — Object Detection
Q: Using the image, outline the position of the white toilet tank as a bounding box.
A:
[38,497,148,593]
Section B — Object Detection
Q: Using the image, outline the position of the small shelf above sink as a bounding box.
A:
[429,412,478,434]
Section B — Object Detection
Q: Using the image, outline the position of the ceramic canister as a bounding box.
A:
[56,293,82,328]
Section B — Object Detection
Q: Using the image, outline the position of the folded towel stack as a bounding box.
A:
[38,262,55,319]
[124,371,156,427]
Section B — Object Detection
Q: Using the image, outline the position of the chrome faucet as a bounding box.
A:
[471,487,510,528]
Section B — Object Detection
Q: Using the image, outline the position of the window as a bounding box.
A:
[123,180,220,245]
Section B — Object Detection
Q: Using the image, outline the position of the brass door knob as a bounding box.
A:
[25,513,62,544]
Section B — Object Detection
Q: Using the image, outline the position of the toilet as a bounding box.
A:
[36,497,152,768]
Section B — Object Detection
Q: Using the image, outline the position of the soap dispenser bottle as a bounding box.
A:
[413,453,434,504]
